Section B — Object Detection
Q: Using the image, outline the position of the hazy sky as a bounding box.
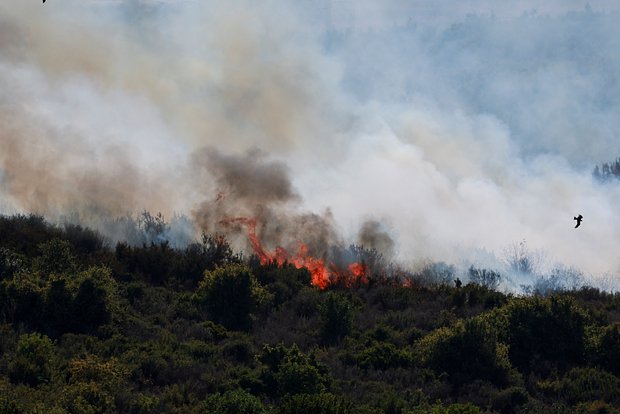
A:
[1,0,620,289]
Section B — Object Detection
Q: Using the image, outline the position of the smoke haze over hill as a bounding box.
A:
[1,0,620,289]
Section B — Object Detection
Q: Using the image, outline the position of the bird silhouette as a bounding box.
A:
[574,214,583,228]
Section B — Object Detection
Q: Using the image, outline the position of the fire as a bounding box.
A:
[221,217,367,289]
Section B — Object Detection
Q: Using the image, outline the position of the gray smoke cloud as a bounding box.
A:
[2,0,620,290]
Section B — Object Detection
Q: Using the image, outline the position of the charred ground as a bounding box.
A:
[0,214,619,414]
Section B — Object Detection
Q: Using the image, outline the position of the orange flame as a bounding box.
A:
[221,216,367,290]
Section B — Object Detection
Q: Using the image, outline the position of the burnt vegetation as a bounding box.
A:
[0,214,619,413]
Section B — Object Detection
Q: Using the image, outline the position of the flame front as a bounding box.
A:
[222,217,367,289]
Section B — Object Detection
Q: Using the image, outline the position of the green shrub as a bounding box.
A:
[493,296,588,373]
[588,323,620,376]
[259,343,331,398]
[275,393,355,414]
[196,265,267,331]
[200,390,267,414]
[0,277,44,328]
[415,318,513,386]
[8,333,55,386]
[320,293,353,345]
[60,381,117,414]
[407,402,481,414]
[0,396,21,414]
[34,238,76,276]
[538,367,620,405]
[490,386,530,413]
[351,341,412,370]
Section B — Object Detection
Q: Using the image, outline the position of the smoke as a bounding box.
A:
[358,220,395,259]
[1,0,620,290]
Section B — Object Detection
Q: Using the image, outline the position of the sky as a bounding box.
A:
[1,0,620,290]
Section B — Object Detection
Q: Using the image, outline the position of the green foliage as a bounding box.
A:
[538,367,620,405]
[587,323,620,376]
[275,393,359,414]
[8,333,54,386]
[407,403,481,414]
[493,296,588,373]
[43,279,74,336]
[345,340,412,370]
[196,264,268,331]
[0,276,44,328]
[320,292,354,345]
[200,390,267,414]
[0,215,619,414]
[0,248,26,281]
[415,318,513,386]
[72,278,111,333]
[490,386,530,413]
[0,397,20,414]
[34,238,77,276]
[60,381,117,414]
[1,266,116,336]
[259,343,331,397]
[253,264,311,307]
[451,283,507,310]
[0,214,61,257]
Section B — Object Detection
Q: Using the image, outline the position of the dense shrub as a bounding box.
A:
[33,238,77,276]
[0,214,618,413]
[345,340,412,370]
[493,296,588,373]
[259,343,331,397]
[195,264,268,331]
[275,393,356,414]
[0,277,44,328]
[587,323,620,376]
[320,293,354,345]
[200,390,267,414]
[8,333,55,386]
[538,367,620,405]
[415,318,514,386]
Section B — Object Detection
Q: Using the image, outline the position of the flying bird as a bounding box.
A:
[574,214,583,228]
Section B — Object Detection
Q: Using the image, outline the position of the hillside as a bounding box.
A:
[0,214,619,414]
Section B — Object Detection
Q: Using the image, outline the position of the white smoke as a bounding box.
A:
[1,0,620,290]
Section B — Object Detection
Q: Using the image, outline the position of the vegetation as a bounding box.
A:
[0,214,619,413]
